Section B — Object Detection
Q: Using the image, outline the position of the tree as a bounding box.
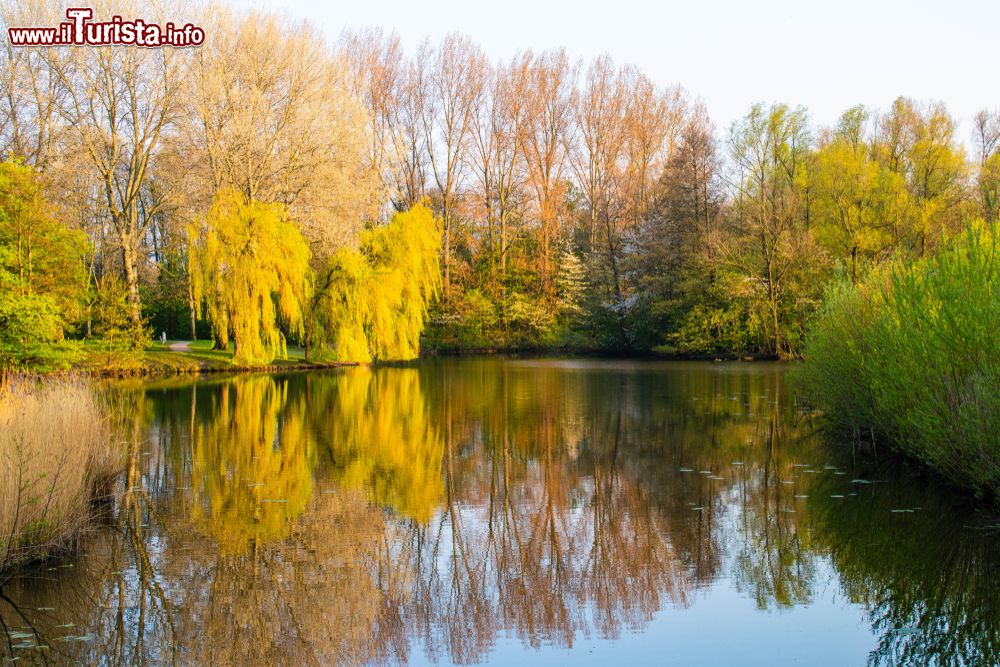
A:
[725,104,825,357]
[54,0,185,330]
[811,106,908,282]
[419,34,486,297]
[0,159,85,313]
[177,7,377,349]
[338,26,405,213]
[973,109,1000,223]
[874,98,968,255]
[631,106,725,350]
[0,0,70,169]
[310,203,441,362]
[0,159,86,367]
[188,190,312,366]
[522,50,576,296]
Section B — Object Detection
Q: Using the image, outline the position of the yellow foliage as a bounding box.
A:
[189,189,312,366]
[188,376,316,554]
[310,366,444,522]
[312,202,441,362]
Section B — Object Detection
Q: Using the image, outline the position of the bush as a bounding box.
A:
[0,377,122,571]
[801,223,1000,496]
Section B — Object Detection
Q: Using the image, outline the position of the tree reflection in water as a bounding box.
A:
[0,360,998,666]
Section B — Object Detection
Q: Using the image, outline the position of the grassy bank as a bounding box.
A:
[800,223,1000,497]
[0,378,122,572]
[72,339,350,378]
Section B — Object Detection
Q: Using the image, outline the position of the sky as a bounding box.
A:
[258,0,998,142]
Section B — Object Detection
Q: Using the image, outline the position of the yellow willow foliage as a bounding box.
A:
[314,202,441,362]
[188,376,316,554]
[319,367,444,522]
[189,190,312,365]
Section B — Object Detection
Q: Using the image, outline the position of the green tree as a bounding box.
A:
[874,98,968,255]
[811,107,909,282]
[0,160,87,367]
[724,104,826,357]
[189,190,312,366]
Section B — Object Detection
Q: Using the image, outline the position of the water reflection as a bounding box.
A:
[1,360,998,665]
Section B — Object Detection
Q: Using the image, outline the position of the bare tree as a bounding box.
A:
[522,50,577,296]
[469,52,530,291]
[570,55,628,298]
[338,26,405,216]
[974,109,1000,221]
[179,7,375,260]
[420,34,486,297]
[53,0,185,328]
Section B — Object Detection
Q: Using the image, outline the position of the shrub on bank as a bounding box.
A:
[801,223,1000,496]
[0,377,122,571]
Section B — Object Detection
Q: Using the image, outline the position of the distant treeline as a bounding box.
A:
[1,1,998,365]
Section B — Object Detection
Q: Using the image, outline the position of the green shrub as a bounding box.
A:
[801,223,1000,495]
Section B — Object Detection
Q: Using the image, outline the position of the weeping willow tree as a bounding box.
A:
[189,190,312,366]
[311,203,441,362]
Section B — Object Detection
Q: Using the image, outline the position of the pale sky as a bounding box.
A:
[259,0,998,142]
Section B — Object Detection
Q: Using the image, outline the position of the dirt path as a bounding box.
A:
[168,341,192,352]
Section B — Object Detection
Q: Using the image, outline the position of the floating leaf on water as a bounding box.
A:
[794,495,809,499]
[834,471,848,476]
[823,465,838,470]
[792,463,809,468]
[830,494,845,499]
[781,508,796,513]
[699,470,712,475]
[850,479,872,484]
[36,607,54,612]
[731,461,744,466]
[55,623,75,629]
[691,507,703,511]
[781,481,795,485]
[679,468,693,472]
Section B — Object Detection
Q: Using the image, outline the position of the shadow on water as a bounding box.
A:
[0,359,998,665]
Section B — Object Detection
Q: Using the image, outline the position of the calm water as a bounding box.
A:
[3,359,999,665]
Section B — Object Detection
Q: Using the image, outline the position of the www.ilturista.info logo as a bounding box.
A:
[8,7,204,47]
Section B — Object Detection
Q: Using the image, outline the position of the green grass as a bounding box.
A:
[75,338,330,376]
[800,223,1000,498]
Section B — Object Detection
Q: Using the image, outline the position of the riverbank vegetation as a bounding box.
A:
[3,2,999,372]
[801,224,1000,497]
[0,378,121,572]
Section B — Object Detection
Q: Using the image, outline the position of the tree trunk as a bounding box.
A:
[187,279,197,341]
[121,235,143,330]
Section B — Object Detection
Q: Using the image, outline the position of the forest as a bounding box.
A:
[0,1,997,370]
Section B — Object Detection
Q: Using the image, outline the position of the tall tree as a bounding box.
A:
[725,103,824,357]
[419,34,486,297]
[522,50,576,296]
[188,190,311,365]
[53,0,185,330]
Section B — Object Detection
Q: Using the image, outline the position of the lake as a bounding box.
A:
[2,359,998,665]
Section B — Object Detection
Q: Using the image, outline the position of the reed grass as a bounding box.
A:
[0,376,122,572]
